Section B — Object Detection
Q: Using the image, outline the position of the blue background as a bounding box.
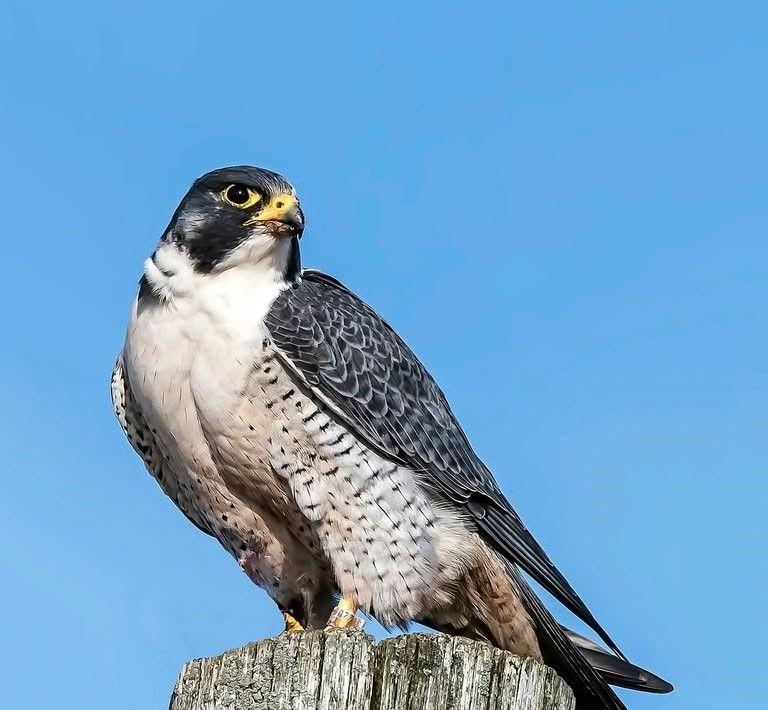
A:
[1,3,765,708]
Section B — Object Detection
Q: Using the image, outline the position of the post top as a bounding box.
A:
[171,630,575,710]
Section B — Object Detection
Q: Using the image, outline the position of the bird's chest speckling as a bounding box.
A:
[241,358,472,624]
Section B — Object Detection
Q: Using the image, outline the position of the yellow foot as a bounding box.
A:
[282,611,305,633]
[326,596,365,630]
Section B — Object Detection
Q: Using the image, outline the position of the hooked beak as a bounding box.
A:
[244,193,304,238]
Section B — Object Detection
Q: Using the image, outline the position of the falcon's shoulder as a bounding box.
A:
[266,269,492,495]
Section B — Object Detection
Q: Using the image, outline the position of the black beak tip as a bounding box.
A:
[268,214,304,239]
[287,207,305,238]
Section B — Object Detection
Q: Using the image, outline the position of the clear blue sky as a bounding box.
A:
[1,3,765,708]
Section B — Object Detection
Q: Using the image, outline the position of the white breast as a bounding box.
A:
[123,245,285,469]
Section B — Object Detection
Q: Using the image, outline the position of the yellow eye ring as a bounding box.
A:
[221,184,262,209]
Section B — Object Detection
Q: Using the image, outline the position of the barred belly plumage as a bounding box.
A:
[220,341,474,626]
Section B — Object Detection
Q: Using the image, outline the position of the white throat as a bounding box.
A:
[140,236,294,341]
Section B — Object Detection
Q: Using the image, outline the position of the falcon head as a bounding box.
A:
[159,165,305,277]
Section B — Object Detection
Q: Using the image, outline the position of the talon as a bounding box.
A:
[326,596,364,630]
[282,611,304,633]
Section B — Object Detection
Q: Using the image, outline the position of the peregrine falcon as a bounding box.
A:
[112,166,672,709]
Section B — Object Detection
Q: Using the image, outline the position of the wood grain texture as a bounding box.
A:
[170,631,575,710]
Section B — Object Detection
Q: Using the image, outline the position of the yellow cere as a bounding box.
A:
[244,193,298,223]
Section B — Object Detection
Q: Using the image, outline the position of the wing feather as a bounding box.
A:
[266,269,623,658]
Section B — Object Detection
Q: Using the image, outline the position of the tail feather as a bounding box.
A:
[563,627,673,694]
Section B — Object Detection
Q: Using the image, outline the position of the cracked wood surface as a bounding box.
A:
[170,631,575,710]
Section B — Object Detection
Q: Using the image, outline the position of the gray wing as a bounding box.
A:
[266,269,624,659]
[110,356,214,538]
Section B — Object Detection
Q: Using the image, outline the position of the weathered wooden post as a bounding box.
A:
[170,631,575,710]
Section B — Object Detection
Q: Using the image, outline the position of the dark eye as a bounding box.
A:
[221,184,261,208]
[225,184,249,204]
